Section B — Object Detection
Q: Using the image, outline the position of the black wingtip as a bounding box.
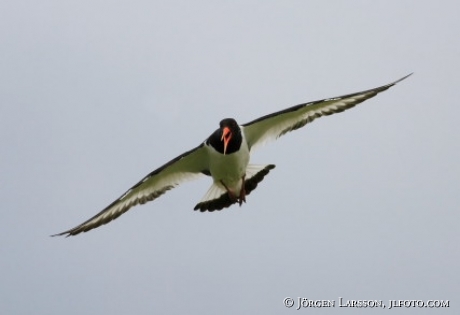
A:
[51,226,84,237]
[394,73,413,84]
[50,231,71,238]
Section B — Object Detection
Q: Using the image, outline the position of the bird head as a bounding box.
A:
[221,126,232,155]
[219,118,238,155]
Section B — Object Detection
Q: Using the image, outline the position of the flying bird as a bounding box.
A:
[54,74,411,236]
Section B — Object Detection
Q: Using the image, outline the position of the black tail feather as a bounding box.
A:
[193,164,275,212]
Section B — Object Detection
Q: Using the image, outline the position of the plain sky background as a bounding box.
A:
[1,1,458,314]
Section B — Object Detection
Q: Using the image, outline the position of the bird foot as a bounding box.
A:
[238,176,246,206]
[220,177,246,207]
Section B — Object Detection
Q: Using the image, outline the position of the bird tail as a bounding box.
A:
[194,164,275,212]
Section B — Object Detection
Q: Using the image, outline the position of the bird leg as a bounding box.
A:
[238,175,246,206]
[220,180,237,202]
[220,177,246,206]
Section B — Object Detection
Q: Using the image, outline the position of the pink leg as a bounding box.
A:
[220,180,237,201]
[238,175,246,206]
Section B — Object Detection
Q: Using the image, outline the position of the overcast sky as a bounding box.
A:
[1,1,459,314]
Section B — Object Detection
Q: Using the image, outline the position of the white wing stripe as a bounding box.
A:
[53,144,209,236]
[243,74,412,149]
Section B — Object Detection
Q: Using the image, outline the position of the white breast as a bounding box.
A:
[207,132,250,194]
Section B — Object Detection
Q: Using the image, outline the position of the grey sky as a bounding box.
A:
[1,1,459,314]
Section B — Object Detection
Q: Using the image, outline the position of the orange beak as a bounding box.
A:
[221,126,232,155]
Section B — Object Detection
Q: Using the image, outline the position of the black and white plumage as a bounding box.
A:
[53,74,411,236]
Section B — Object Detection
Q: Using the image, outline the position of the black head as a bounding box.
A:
[207,118,242,155]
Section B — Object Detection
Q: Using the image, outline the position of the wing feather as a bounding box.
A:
[242,74,412,150]
[53,143,209,236]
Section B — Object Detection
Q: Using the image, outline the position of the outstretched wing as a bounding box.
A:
[242,74,412,150]
[53,143,209,236]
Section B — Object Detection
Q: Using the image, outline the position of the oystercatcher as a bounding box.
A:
[54,74,411,236]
